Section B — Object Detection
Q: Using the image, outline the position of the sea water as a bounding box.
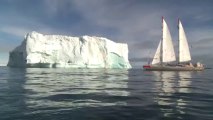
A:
[0,66,213,120]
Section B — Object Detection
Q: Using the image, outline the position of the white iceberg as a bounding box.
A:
[7,31,131,68]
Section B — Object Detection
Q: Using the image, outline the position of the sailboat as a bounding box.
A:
[143,17,204,71]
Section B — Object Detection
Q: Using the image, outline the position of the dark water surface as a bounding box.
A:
[0,67,213,120]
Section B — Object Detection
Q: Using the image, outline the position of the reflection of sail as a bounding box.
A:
[177,72,192,109]
[153,71,192,117]
[178,72,191,93]
[161,72,176,94]
[153,71,176,106]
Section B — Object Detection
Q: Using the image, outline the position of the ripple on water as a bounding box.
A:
[0,67,213,120]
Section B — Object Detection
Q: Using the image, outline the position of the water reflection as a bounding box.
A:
[0,67,27,119]
[127,69,157,107]
[154,71,176,96]
[177,72,192,115]
[152,71,192,118]
[178,72,192,93]
[23,68,129,110]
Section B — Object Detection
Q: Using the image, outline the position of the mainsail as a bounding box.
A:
[178,20,191,63]
[162,18,176,63]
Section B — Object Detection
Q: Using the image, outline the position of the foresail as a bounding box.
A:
[162,19,176,63]
[179,20,191,62]
[152,40,161,65]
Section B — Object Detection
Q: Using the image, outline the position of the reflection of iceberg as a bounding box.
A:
[2,68,27,117]
[24,68,129,110]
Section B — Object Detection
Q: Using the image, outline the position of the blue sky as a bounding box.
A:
[0,0,213,66]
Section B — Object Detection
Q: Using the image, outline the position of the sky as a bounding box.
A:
[0,0,213,67]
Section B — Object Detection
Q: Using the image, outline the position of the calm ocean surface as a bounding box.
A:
[0,66,213,120]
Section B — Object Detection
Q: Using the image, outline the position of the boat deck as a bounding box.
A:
[143,65,204,71]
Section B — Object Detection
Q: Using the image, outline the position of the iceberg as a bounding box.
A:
[7,31,131,68]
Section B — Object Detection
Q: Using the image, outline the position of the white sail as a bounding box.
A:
[162,19,176,63]
[179,20,191,63]
[151,40,161,65]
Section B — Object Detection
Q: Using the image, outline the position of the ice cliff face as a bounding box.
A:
[7,31,131,68]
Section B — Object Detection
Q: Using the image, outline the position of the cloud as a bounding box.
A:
[43,0,60,15]
[193,38,213,48]
[0,26,31,37]
[68,0,171,58]
[1,0,213,66]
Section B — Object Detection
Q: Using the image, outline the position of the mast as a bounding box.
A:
[178,18,180,64]
[151,17,176,65]
[150,17,164,65]
[161,16,164,65]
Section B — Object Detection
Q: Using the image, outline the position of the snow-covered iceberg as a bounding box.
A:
[7,31,131,68]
